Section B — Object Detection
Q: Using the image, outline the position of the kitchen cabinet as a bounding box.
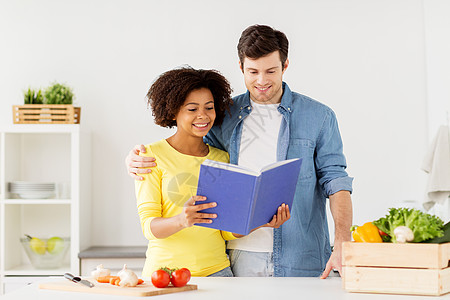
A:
[0,124,91,294]
[78,246,146,277]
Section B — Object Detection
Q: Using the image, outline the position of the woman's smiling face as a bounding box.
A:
[174,87,216,138]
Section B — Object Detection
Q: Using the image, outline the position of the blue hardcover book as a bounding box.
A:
[196,158,302,235]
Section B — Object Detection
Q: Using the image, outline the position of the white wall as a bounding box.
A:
[424,0,450,138]
[0,0,446,247]
[423,0,450,221]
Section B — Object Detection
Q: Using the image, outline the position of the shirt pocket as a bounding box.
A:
[287,138,315,180]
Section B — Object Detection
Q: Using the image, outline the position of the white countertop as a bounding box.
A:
[3,277,449,300]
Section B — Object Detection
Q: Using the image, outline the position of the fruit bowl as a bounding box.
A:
[20,236,70,269]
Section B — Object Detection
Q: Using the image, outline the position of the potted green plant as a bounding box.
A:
[44,82,74,105]
[23,88,44,104]
[14,82,80,124]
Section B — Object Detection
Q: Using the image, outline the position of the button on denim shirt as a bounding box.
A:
[204,82,353,277]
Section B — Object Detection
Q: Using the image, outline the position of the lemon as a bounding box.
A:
[47,236,65,254]
[29,237,46,255]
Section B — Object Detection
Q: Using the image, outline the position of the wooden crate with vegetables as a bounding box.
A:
[342,208,450,296]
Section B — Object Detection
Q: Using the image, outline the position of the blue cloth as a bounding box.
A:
[229,249,274,277]
[207,266,234,277]
[204,82,353,277]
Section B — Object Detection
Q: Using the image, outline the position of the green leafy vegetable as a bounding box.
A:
[373,207,444,243]
[423,221,450,244]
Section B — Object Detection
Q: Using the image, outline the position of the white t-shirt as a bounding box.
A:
[227,101,283,252]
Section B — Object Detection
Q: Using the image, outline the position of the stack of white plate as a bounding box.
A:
[8,181,56,199]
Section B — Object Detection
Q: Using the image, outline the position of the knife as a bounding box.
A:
[64,273,95,288]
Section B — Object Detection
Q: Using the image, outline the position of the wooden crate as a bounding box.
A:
[342,242,450,296]
[12,105,81,124]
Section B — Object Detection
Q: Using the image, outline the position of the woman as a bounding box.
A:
[135,67,289,277]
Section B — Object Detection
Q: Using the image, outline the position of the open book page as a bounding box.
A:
[248,158,302,230]
[197,158,303,235]
[260,158,301,173]
[202,158,301,176]
[196,162,259,235]
[202,159,259,176]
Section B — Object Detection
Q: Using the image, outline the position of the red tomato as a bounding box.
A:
[151,269,170,288]
[179,268,191,281]
[171,268,190,287]
[378,229,388,236]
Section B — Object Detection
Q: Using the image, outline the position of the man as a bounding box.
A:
[126,24,353,278]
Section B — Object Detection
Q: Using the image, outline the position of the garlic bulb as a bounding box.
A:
[91,264,111,279]
[118,264,139,287]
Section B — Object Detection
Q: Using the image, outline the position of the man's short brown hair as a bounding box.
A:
[147,67,233,128]
[237,24,289,69]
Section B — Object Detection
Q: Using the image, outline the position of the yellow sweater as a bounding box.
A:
[135,139,235,277]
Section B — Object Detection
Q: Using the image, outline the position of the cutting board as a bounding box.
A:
[39,278,197,297]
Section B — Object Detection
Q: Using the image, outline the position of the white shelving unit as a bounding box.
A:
[0,124,91,294]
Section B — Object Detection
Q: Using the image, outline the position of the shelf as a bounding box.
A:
[0,125,91,295]
[3,199,71,205]
[3,263,71,276]
[1,124,80,133]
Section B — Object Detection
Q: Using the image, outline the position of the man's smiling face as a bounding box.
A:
[240,50,289,104]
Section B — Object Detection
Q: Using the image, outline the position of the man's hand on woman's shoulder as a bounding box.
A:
[125,144,157,180]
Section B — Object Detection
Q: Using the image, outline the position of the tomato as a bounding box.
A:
[171,268,191,287]
[151,269,170,288]
[179,268,191,281]
[378,229,388,236]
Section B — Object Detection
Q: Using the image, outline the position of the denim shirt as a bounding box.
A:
[204,82,353,277]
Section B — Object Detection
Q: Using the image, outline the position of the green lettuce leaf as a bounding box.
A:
[373,207,444,243]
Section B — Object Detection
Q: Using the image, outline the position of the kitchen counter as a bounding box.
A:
[78,246,146,276]
[3,277,449,300]
[78,246,147,259]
